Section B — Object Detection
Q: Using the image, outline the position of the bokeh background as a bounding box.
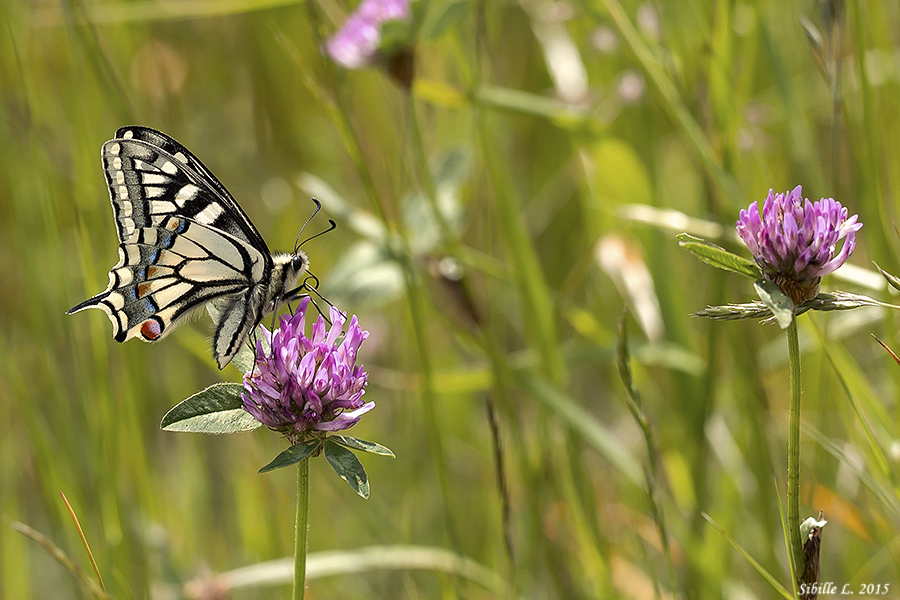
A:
[2,0,900,598]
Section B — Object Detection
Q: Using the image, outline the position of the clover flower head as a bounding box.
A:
[736,185,862,305]
[325,0,412,69]
[241,297,373,443]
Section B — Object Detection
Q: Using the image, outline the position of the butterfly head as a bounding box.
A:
[290,252,309,275]
[271,250,311,303]
[280,202,335,303]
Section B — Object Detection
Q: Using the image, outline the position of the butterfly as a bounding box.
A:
[68,126,315,369]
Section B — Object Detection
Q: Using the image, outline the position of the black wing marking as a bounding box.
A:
[69,127,307,370]
[69,130,271,353]
[213,289,265,370]
[68,214,267,346]
[104,126,271,255]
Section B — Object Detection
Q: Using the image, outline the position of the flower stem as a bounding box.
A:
[293,458,310,600]
[786,319,804,582]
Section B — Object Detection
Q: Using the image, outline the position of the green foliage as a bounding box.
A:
[874,262,900,293]
[753,278,794,329]
[259,440,322,473]
[4,0,900,598]
[160,383,262,433]
[677,233,762,279]
[332,435,396,457]
[324,439,370,499]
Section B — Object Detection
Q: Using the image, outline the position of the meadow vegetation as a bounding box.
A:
[1,0,899,598]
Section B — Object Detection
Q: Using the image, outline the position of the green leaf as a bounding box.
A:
[715,291,900,325]
[412,79,467,109]
[410,0,429,27]
[475,85,585,123]
[753,278,794,329]
[676,233,761,279]
[332,435,395,457]
[160,383,261,434]
[324,439,370,498]
[258,440,321,473]
[420,0,470,41]
[873,261,900,293]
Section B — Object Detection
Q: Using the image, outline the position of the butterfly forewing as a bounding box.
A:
[102,129,270,251]
[69,126,310,369]
[113,127,233,199]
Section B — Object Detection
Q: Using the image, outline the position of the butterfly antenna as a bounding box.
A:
[296,219,337,253]
[293,198,326,254]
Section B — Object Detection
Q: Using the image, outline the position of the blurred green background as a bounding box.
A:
[2,0,900,598]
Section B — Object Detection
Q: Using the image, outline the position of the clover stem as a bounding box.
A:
[293,457,310,600]
[786,319,804,582]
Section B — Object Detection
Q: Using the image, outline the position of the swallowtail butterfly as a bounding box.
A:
[68,126,312,369]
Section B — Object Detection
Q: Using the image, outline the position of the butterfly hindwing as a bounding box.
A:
[69,127,310,369]
[68,211,266,343]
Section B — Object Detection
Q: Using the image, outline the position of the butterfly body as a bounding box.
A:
[68,126,309,369]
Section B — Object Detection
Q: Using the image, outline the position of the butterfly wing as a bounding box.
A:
[105,126,271,251]
[68,128,275,368]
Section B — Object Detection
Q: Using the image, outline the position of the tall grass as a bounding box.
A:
[2,0,899,598]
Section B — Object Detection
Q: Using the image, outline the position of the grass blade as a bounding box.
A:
[702,511,794,599]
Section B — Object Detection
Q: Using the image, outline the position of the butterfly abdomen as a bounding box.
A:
[210,251,309,369]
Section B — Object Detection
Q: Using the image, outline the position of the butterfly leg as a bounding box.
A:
[263,310,281,363]
[246,327,262,379]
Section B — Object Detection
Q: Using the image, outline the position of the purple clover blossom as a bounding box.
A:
[736,185,862,305]
[325,0,412,69]
[241,297,373,443]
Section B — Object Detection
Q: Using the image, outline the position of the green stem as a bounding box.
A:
[786,320,803,582]
[293,458,310,600]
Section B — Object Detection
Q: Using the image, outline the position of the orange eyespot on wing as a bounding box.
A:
[140,317,163,340]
